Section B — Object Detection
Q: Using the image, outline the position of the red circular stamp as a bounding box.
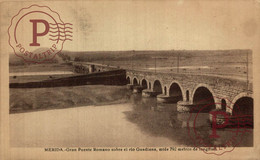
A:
[187,96,253,156]
[8,4,73,63]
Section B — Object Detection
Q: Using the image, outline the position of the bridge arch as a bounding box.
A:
[153,80,163,94]
[168,81,184,102]
[126,76,131,84]
[141,79,148,89]
[230,92,253,116]
[133,77,139,85]
[191,84,216,112]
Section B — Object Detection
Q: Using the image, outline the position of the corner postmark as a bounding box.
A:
[187,96,253,156]
[8,4,73,63]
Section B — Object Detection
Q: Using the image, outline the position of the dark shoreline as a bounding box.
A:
[10,85,131,114]
[9,99,128,114]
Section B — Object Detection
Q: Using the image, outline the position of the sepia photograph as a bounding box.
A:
[0,0,259,159]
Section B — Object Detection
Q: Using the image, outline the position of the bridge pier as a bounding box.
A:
[142,89,160,97]
[126,84,134,90]
[156,94,171,103]
[176,101,195,113]
[157,94,183,104]
[133,85,144,93]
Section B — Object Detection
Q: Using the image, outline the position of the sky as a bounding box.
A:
[1,0,260,52]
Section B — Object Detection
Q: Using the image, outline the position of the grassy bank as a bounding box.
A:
[10,85,130,114]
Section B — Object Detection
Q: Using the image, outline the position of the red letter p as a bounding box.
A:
[30,19,49,46]
[209,111,229,138]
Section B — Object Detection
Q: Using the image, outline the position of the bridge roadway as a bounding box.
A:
[126,69,253,115]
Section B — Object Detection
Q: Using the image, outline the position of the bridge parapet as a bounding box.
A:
[126,70,252,92]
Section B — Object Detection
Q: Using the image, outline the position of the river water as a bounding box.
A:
[10,87,253,147]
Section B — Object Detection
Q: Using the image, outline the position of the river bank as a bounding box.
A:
[10,85,130,114]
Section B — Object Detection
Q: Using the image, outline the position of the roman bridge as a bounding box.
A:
[126,70,253,116]
[72,62,119,74]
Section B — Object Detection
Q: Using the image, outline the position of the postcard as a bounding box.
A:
[0,0,259,159]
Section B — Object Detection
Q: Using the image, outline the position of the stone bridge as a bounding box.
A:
[72,62,119,74]
[126,70,253,115]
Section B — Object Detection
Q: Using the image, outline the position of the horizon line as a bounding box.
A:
[60,48,252,53]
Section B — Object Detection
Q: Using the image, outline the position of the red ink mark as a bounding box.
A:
[187,96,253,156]
[209,111,230,138]
[8,4,73,63]
[30,19,50,46]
